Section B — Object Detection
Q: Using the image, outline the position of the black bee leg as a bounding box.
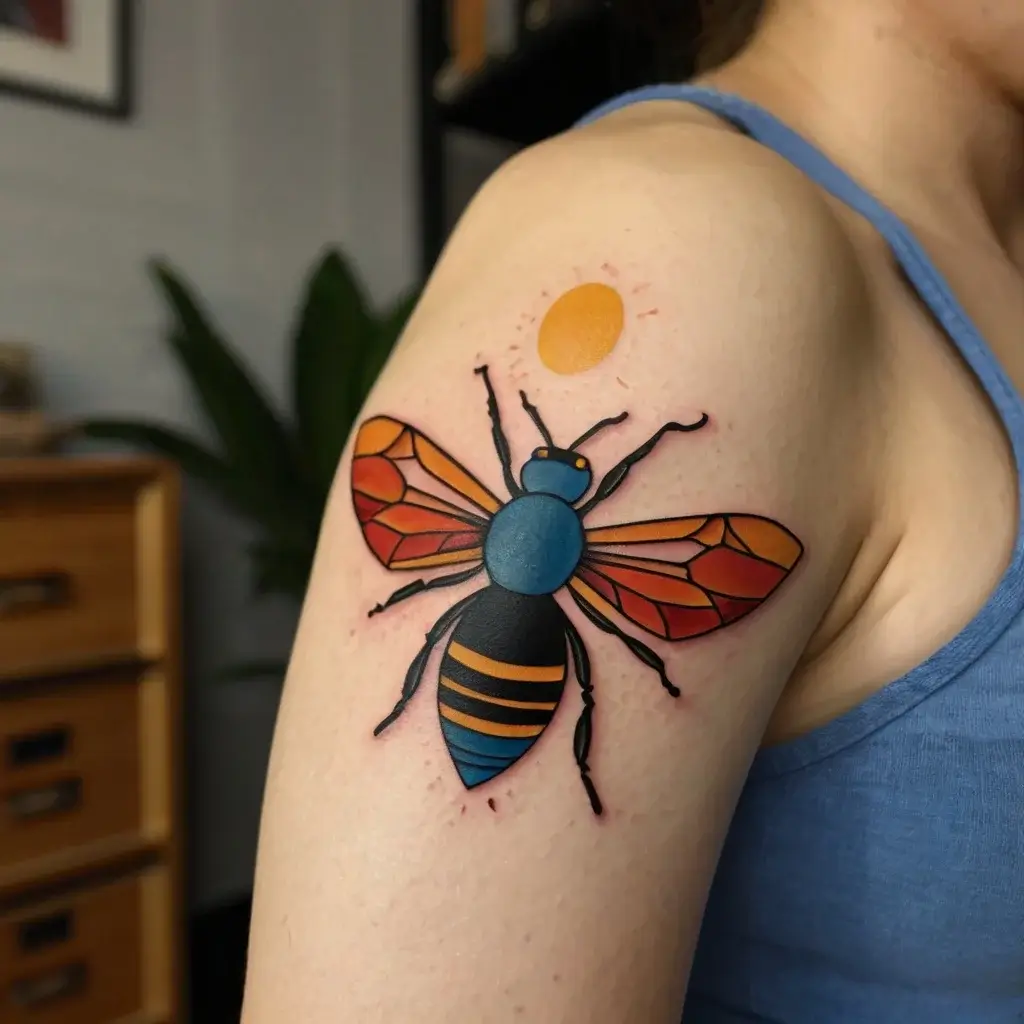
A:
[373,590,481,736]
[565,617,602,816]
[474,364,522,499]
[576,415,709,517]
[568,587,681,699]
[368,564,484,617]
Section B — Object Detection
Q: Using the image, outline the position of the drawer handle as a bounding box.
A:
[0,572,70,617]
[6,777,81,821]
[8,725,70,767]
[9,962,86,1009]
[18,909,73,952]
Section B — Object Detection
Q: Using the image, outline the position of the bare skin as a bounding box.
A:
[242,2,1024,1020]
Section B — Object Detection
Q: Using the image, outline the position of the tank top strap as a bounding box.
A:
[576,85,1024,775]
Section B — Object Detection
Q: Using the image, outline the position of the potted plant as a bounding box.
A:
[82,248,419,680]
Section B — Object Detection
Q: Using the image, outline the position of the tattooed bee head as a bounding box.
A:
[514,387,630,503]
[521,446,592,502]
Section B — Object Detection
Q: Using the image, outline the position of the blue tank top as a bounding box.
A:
[578,86,1024,1023]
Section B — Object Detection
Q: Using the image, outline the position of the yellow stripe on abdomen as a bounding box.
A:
[439,705,546,738]
[447,641,564,682]
[439,676,558,711]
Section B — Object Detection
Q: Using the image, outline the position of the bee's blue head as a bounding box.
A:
[514,387,627,506]
[520,447,591,504]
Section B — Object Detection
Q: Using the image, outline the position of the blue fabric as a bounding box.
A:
[577,87,1024,1023]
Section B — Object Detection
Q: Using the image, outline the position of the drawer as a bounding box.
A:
[0,866,173,1024]
[0,675,142,887]
[0,478,139,679]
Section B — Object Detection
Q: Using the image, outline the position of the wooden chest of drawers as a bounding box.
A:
[0,457,183,1024]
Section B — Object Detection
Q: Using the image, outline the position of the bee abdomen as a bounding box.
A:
[438,642,566,787]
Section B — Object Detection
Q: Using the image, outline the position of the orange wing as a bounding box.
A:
[351,416,501,571]
[573,514,803,640]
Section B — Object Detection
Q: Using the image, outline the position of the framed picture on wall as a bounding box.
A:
[0,0,132,118]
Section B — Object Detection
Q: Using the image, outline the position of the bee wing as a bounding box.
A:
[351,416,499,572]
[574,514,804,639]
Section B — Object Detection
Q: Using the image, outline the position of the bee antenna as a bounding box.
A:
[570,412,629,450]
[519,390,555,447]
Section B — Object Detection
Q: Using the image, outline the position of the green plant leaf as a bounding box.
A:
[79,419,259,516]
[292,249,376,499]
[216,658,289,683]
[149,259,318,543]
[360,285,420,396]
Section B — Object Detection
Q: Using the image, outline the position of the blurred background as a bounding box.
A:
[0,2,701,1021]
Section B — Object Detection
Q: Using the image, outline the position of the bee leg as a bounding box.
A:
[474,364,522,499]
[373,590,481,737]
[576,415,710,517]
[368,564,484,617]
[568,587,681,699]
[565,618,602,816]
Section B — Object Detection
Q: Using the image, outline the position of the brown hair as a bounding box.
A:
[696,0,766,71]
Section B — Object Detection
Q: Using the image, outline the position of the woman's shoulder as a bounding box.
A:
[429,96,877,377]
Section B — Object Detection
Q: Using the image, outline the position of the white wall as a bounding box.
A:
[0,1,415,909]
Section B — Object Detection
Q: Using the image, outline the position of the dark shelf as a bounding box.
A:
[437,8,626,146]
[417,1,699,273]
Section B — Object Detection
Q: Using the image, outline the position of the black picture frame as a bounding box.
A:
[0,0,133,120]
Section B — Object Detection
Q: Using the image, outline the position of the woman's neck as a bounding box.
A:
[699,0,1024,257]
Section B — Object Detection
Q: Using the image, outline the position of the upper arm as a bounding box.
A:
[243,120,878,1023]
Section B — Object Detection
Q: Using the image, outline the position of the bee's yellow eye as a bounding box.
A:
[536,449,548,459]
[575,457,587,470]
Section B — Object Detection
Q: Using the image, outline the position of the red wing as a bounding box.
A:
[351,416,501,571]
[573,514,804,640]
